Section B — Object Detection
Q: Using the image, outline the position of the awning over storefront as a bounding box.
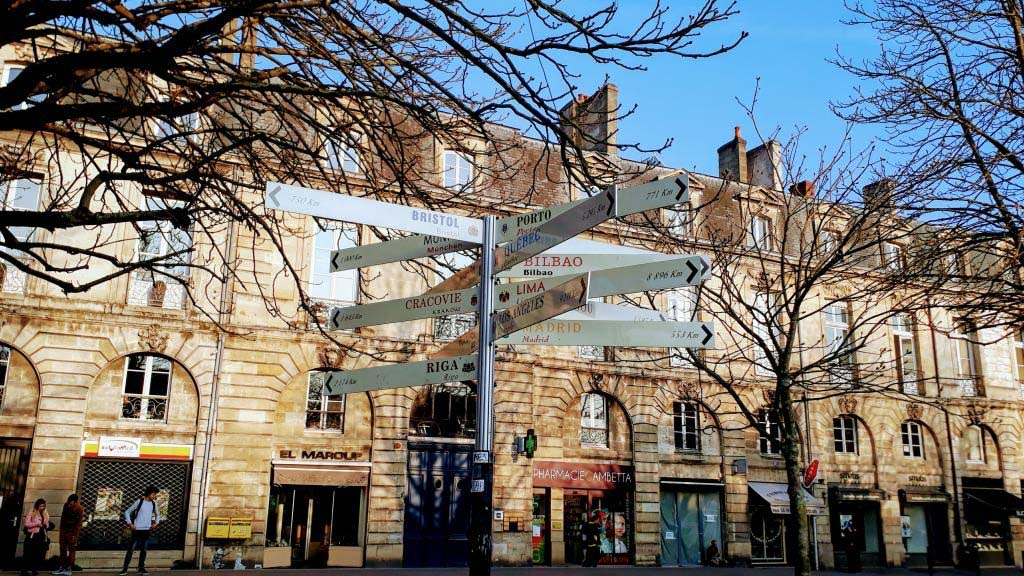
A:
[964,488,1024,517]
[273,465,369,487]
[749,481,826,515]
[900,487,950,504]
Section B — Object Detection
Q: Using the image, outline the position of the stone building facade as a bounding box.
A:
[3,39,1024,570]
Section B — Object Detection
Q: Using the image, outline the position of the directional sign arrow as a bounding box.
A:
[494,320,716,348]
[329,286,478,330]
[264,182,483,244]
[436,273,590,357]
[323,353,478,396]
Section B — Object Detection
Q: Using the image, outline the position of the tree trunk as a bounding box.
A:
[779,383,812,576]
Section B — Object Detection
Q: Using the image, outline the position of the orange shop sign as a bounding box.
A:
[82,438,193,460]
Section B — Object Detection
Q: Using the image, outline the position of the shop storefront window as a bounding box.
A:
[266,485,364,567]
[673,401,700,452]
[409,382,476,438]
[833,416,858,454]
[121,354,171,421]
[564,490,632,565]
[750,508,785,563]
[306,371,345,431]
[580,393,608,447]
[901,421,924,458]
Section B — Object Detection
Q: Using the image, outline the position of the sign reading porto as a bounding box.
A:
[265,182,482,243]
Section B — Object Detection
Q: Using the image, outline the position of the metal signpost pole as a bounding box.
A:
[470,215,496,576]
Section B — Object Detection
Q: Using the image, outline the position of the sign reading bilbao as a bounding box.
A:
[532,461,634,489]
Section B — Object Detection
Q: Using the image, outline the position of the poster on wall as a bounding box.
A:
[93,488,124,520]
[900,516,913,538]
[839,514,854,532]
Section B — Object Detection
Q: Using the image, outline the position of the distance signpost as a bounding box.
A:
[264,174,711,576]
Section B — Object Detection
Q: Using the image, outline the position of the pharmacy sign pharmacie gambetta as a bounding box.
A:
[532,461,634,489]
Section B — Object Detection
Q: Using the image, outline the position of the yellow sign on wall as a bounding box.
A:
[205,517,230,539]
[229,518,253,539]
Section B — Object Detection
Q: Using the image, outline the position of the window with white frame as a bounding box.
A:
[2,65,43,109]
[952,319,980,396]
[749,215,772,249]
[883,242,905,271]
[753,292,779,377]
[324,131,361,173]
[824,301,853,384]
[820,229,838,258]
[1,177,41,246]
[1012,328,1024,390]
[128,197,192,309]
[945,253,967,279]
[759,409,782,455]
[0,344,8,409]
[833,416,858,454]
[892,314,919,395]
[121,354,172,421]
[666,205,693,236]
[580,392,609,447]
[305,371,345,431]
[443,150,473,192]
[309,221,359,305]
[673,401,701,452]
[434,251,476,340]
[965,426,985,464]
[152,91,201,142]
[901,421,924,458]
[668,287,697,368]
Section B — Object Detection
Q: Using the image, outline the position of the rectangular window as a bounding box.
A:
[673,401,701,452]
[121,354,171,421]
[952,319,979,396]
[824,301,853,384]
[753,293,779,377]
[965,426,985,464]
[759,409,782,455]
[309,222,359,305]
[0,344,8,409]
[668,287,697,368]
[666,206,693,236]
[892,314,919,395]
[305,371,345,431]
[1013,328,1024,388]
[325,132,361,173]
[820,229,837,257]
[749,215,771,249]
[580,393,608,447]
[946,254,967,279]
[443,150,473,191]
[883,242,904,271]
[2,65,43,109]
[833,416,858,454]
[1,177,41,245]
[901,421,924,458]
[434,251,476,340]
[127,197,192,309]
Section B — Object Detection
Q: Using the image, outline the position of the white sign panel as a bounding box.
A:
[555,302,669,322]
[614,174,689,217]
[265,182,482,243]
[323,354,478,395]
[499,252,678,278]
[495,320,715,348]
[98,437,142,458]
[329,286,478,330]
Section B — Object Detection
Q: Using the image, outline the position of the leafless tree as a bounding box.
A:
[0,0,746,329]
[835,0,1024,330]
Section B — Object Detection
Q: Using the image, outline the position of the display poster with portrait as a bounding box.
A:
[93,488,124,520]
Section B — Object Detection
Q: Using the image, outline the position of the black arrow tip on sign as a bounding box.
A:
[332,252,341,271]
[701,257,710,277]
[674,177,687,201]
[331,308,341,328]
[686,260,698,283]
[605,187,616,217]
[701,324,713,345]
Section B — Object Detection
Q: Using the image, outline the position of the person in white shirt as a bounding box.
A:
[119,486,161,576]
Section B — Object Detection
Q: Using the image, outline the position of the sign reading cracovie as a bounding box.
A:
[532,461,635,489]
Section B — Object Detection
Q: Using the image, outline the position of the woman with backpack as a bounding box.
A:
[21,498,50,576]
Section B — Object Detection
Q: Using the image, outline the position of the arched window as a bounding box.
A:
[580,393,609,447]
[121,354,171,421]
[409,382,476,438]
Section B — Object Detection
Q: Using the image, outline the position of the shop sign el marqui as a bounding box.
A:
[277,449,366,462]
[532,461,634,489]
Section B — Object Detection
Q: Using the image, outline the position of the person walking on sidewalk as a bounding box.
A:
[52,494,83,576]
[119,486,161,576]
[21,498,50,576]
[581,511,603,567]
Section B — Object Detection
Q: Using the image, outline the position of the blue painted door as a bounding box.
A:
[403,444,471,566]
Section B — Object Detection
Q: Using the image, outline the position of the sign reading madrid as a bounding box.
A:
[265,182,482,243]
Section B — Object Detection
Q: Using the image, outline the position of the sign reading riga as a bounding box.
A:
[323,353,478,395]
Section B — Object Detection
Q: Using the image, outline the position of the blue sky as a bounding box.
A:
[531,1,884,176]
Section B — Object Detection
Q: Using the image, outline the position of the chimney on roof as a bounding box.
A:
[559,84,619,156]
[863,179,896,212]
[717,126,748,184]
[789,180,816,198]
[747,140,782,190]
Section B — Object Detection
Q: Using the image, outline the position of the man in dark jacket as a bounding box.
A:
[53,494,83,576]
[581,511,603,567]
